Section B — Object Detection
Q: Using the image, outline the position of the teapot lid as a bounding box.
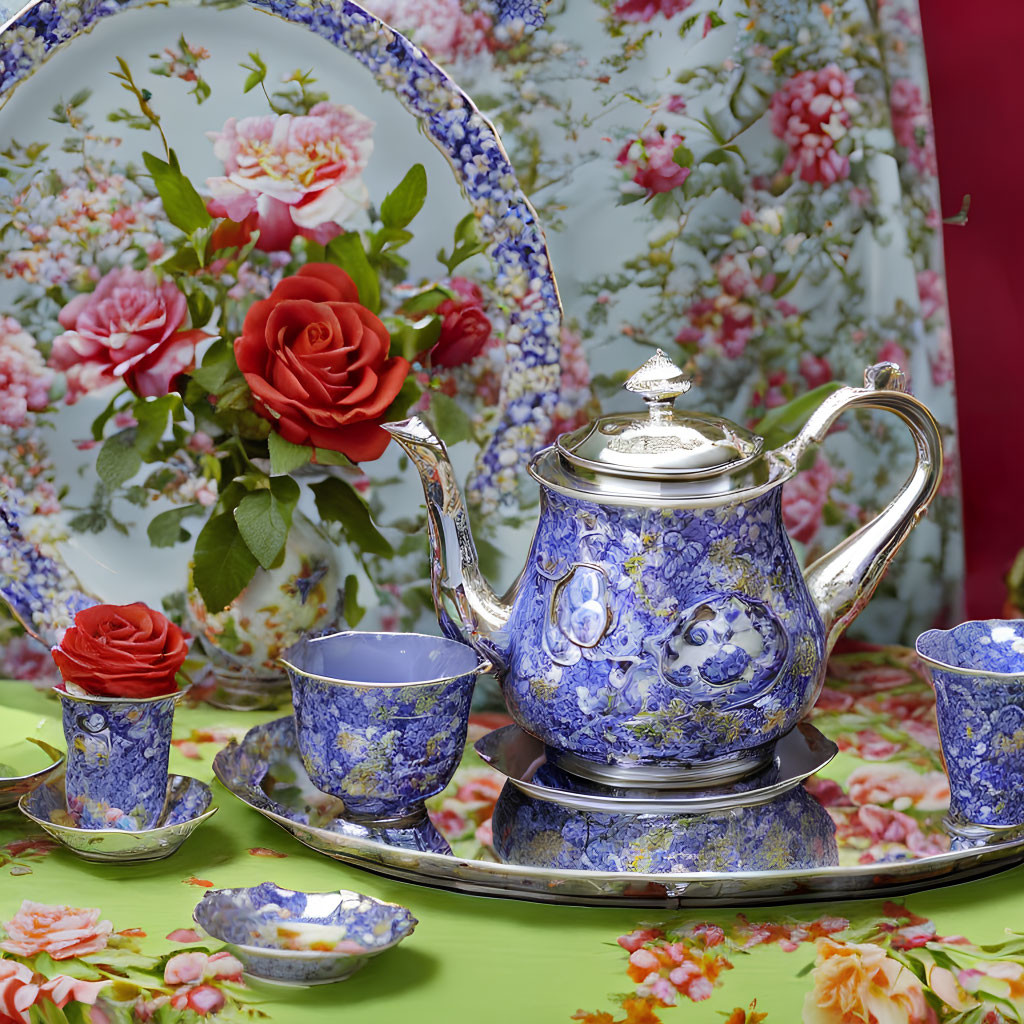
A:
[556,350,763,481]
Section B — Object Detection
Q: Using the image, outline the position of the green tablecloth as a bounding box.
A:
[4,663,1024,1024]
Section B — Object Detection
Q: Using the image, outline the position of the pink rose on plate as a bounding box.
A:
[782,452,835,545]
[0,316,52,429]
[206,103,373,253]
[0,900,112,959]
[363,0,493,65]
[617,130,690,196]
[49,269,209,402]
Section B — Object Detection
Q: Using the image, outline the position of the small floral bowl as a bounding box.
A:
[192,883,417,987]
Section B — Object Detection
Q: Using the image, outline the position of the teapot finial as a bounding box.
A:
[623,349,691,407]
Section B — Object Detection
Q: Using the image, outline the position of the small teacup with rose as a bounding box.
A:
[51,602,190,830]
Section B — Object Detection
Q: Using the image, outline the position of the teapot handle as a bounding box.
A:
[774,362,943,654]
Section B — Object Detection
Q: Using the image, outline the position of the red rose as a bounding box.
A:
[234,263,410,461]
[427,278,492,369]
[51,603,189,698]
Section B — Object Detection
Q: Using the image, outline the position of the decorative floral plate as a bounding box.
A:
[0,0,566,660]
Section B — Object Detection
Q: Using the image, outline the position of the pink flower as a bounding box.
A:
[782,452,835,545]
[425,278,493,368]
[0,317,52,428]
[49,269,209,402]
[916,269,945,322]
[0,960,107,1024]
[612,0,693,21]
[1,901,112,959]
[164,952,208,986]
[363,0,493,65]
[799,353,832,389]
[847,764,950,811]
[617,130,690,196]
[770,64,858,185]
[889,78,937,176]
[206,103,374,252]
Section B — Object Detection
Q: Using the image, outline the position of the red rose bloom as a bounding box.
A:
[234,263,410,461]
[427,277,492,369]
[51,603,189,698]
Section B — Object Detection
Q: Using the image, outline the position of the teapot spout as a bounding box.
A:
[382,416,512,672]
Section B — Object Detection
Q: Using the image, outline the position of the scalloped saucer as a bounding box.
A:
[474,722,838,815]
[19,772,216,862]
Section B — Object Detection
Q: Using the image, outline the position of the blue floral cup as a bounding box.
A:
[281,632,490,823]
[57,685,184,830]
[916,620,1024,832]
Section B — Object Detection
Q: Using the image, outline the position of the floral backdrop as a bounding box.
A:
[0,0,962,682]
[351,0,964,643]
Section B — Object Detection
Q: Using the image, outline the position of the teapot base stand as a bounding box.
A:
[552,742,775,790]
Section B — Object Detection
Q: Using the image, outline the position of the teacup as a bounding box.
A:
[57,685,186,830]
[916,619,1024,832]
[280,631,490,823]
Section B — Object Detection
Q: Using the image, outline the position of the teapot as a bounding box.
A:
[384,352,942,785]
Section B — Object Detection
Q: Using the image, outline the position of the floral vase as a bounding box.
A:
[58,686,183,830]
[186,513,340,711]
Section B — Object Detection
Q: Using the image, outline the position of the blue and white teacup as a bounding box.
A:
[916,619,1024,831]
[281,631,490,823]
[57,685,185,830]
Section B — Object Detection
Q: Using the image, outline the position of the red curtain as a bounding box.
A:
[921,1,1024,618]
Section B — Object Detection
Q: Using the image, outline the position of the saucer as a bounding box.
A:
[474,722,838,815]
[19,773,217,862]
[193,883,416,987]
[213,717,452,856]
[0,735,64,811]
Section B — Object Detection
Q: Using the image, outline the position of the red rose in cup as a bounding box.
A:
[51,603,190,698]
[234,263,410,461]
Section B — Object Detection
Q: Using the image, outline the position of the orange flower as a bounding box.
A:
[0,901,112,960]
[803,938,933,1024]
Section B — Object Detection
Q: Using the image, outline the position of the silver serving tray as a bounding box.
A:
[213,717,1024,908]
[475,722,837,814]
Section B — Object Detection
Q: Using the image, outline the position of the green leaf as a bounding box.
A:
[384,314,441,362]
[190,337,238,394]
[383,376,423,423]
[186,286,215,329]
[241,50,268,93]
[754,382,846,449]
[233,477,300,569]
[437,212,487,274]
[133,394,182,456]
[398,285,453,316]
[342,573,365,626]
[147,503,203,547]
[142,149,212,235]
[96,429,142,489]
[379,163,427,230]
[192,512,260,612]
[326,232,380,312]
[312,448,353,467]
[267,431,312,474]
[429,392,473,444]
[672,144,694,169]
[89,390,132,442]
[310,477,393,557]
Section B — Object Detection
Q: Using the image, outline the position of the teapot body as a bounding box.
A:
[502,485,826,775]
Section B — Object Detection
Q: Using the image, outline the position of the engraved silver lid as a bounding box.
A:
[555,350,763,481]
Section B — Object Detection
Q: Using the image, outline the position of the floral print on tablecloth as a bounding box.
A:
[358,0,964,643]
